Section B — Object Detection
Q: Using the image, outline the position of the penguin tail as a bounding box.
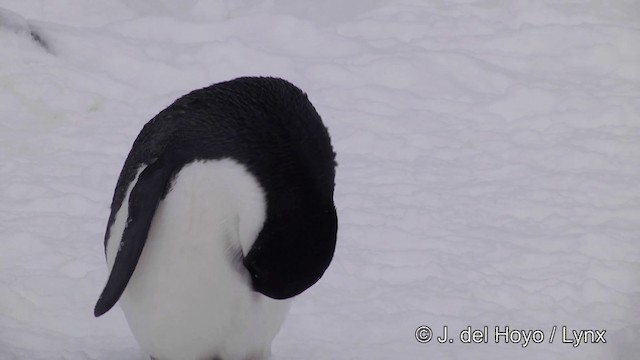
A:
[94,153,178,317]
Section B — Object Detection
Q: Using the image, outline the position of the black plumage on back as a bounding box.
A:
[95,77,337,316]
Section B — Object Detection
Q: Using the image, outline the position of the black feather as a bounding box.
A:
[96,77,337,316]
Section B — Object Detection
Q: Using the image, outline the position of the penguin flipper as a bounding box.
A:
[94,155,176,317]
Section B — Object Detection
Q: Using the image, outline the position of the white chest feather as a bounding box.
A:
[105,159,291,360]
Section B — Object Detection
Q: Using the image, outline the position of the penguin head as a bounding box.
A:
[243,196,337,300]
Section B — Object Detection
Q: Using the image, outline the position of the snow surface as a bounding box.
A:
[1,1,639,359]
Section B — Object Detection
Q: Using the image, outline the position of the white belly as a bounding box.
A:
[105,159,291,360]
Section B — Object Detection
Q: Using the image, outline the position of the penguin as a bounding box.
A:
[94,77,337,360]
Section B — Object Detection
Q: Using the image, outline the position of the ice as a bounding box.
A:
[1,1,639,359]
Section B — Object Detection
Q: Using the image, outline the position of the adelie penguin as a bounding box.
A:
[94,77,337,360]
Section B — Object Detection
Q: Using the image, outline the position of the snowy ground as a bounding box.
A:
[1,1,639,359]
